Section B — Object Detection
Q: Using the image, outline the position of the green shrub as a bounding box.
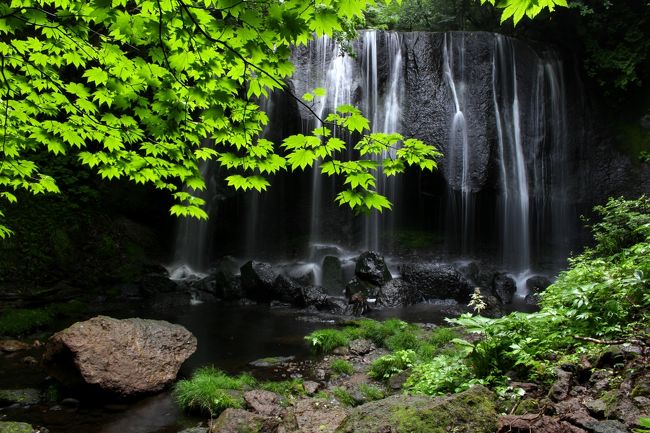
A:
[358,383,385,401]
[260,379,305,398]
[305,329,350,354]
[344,318,421,349]
[447,196,650,383]
[173,367,255,416]
[332,387,358,407]
[385,330,420,351]
[428,327,457,347]
[369,349,417,380]
[330,359,354,375]
[405,352,480,396]
[586,195,650,258]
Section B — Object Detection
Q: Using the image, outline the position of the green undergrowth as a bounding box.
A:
[305,318,458,355]
[330,359,354,375]
[308,197,650,398]
[174,367,306,416]
[0,300,86,336]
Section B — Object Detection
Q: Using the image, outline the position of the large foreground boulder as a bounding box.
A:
[43,316,196,395]
[335,385,497,433]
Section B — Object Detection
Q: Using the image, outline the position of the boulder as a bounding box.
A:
[345,277,378,299]
[244,390,284,417]
[272,274,305,305]
[493,273,516,304]
[497,415,587,433]
[0,422,34,433]
[210,408,277,433]
[400,263,473,302]
[376,279,410,307]
[213,272,243,300]
[285,398,349,433]
[548,368,573,402]
[348,339,375,356]
[139,273,178,295]
[526,275,552,293]
[354,252,392,286]
[322,256,345,295]
[240,261,278,302]
[43,316,196,395]
[301,286,328,308]
[335,385,497,433]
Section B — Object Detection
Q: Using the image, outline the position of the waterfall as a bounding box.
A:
[170,31,580,277]
[442,33,474,255]
[493,35,531,271]
[303,35,356,246]
[362,31,405,251]
[173,157,219,272]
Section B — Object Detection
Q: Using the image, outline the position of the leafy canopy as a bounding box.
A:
[0,0,446,237]
[0,0,561,237]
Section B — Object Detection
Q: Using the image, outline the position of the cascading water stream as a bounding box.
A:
[173,156,218,274]
[443,33,474,255]
[305,35,356,247]
[362,31,404,252]
[493,35,531,273]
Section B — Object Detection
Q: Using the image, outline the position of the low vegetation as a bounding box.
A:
[330,359,354,376]
[174,367,306,416]
[306,197,649,397]
[0,300,86,336]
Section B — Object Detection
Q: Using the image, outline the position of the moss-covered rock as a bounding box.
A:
[0,421,34,433]
[0,389,40,405]
[334,385,497,433]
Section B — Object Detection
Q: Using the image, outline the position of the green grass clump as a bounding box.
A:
[332,387,358,407]
[305,328,350,353]
[330,359,354,375]
[369,349,417,380]
[0,300,87,336]
[0,308,54,336]
[260,379,305,398]
[173,367,255,416]
[358,383,385,401]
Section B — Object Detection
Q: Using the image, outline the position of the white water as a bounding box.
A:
[443,33,474,254]
[493,35,531,272]
[173,157,218,272]
[306,35,356,245]
[362,31,404,251]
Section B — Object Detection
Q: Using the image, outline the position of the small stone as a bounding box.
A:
[303,381,319,395]
[332,346,349,356]
[21,356,37,366]
[582,420,628,433]
[244,390,283,417]
[584,398,607,417]
[348,339,375,356]
[249,356,294,368]
[548,369,573,402]
[60,398,80,408]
